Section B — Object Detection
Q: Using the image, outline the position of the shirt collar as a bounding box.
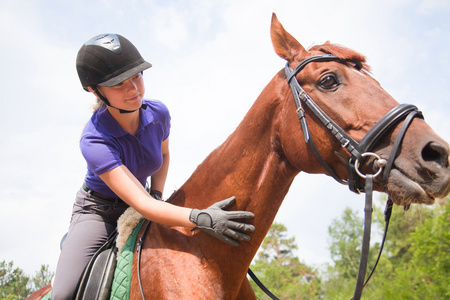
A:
[96,101,155,137]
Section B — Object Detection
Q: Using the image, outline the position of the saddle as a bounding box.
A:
[75,230,118,300]
[69,216,146,300]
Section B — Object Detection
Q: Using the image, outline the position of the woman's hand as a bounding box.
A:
[189,197,255,246]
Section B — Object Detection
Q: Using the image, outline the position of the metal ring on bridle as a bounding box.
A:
[354,152,386,179]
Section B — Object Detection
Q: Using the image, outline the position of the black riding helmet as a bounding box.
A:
[76,33,152,112]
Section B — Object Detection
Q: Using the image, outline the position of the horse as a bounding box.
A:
[28,13,449,299]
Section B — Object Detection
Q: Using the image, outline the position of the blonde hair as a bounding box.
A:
[92,97,107,112]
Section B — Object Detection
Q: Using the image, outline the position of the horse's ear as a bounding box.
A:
[270,13,307,64]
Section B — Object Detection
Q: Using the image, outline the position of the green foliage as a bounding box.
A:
[0,261,31,300]
[0,261,54,299]
[31,264,54,293]
[250,222,322,299]
[371,198,449,299]
[324,196,449,299]
[327,208,365,280]
[323,207,369,298]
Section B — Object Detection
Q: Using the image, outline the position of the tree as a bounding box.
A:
[324,196,449,299]
[0,261,54,299]
[371,197,449,299]
[327,208,365,280]
[30,264,54,292]
[0,260,31,299]
[323,207,375,298]
[249,223,321,299]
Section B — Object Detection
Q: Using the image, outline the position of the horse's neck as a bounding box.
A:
[172,79,298,249]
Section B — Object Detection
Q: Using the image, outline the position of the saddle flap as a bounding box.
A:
[81,247,117,300]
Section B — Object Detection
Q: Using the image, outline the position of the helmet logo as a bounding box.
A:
[84,34,122,54]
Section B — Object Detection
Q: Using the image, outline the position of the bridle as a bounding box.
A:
[251,54,423,300]
[285,53,422,193]
[287,54,422,299]
[136,54,423,300]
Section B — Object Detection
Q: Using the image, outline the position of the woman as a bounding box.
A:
[52,33,255,299]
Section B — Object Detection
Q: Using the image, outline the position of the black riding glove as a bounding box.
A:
[189,197,255,246]
[150,190,162,201]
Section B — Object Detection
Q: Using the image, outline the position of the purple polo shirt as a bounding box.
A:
[80,99,171,198]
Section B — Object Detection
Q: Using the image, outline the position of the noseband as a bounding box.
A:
[251,55,423,300]
[284,54,423,300]
[285,53,423,192]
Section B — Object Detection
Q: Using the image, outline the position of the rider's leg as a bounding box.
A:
[51,188,127,300]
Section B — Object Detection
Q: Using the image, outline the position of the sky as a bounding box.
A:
[0,0,449,277]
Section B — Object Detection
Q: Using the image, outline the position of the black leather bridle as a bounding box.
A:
[136,54,423,300]
[290,54,422,299]
[251,54,423,300]
[285,53,423,193]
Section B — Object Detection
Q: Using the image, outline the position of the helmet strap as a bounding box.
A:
[92,86,142,114]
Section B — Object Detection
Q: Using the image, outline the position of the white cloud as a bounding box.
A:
[417,0,450,14]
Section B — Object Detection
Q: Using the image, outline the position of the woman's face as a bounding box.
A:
[97,73,145,111]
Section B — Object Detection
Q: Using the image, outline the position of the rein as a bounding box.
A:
[135,54,422,299]
[250,54,423,300]
[277,54,422,300]
[136,221,151,300]
[285,54,423,193]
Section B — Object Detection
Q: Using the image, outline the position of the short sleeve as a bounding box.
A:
[161,104,171,141]
[80,134,123,176]
[144,99,171,141]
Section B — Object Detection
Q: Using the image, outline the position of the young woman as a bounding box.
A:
[51,33,255,299]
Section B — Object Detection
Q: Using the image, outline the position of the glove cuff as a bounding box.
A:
[150,190,162,200]
[189,209,201,225]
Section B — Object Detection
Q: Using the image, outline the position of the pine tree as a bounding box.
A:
[249,223,321,299]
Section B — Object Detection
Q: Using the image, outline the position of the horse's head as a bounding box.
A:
[271,13,450,206]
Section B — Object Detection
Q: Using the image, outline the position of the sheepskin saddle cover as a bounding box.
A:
[109,207,146,300]
[116,207,144,253]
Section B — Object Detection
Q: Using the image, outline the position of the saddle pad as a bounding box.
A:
[41,291,51,300]
[110,219,146,300]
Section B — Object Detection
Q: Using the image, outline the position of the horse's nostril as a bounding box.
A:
[422,142,449,167]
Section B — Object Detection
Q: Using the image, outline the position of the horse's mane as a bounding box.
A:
[310,42,371,73]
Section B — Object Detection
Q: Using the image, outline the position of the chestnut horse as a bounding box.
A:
[28,13,449,300]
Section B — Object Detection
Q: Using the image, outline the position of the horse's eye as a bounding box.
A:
[319,75,339,89]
